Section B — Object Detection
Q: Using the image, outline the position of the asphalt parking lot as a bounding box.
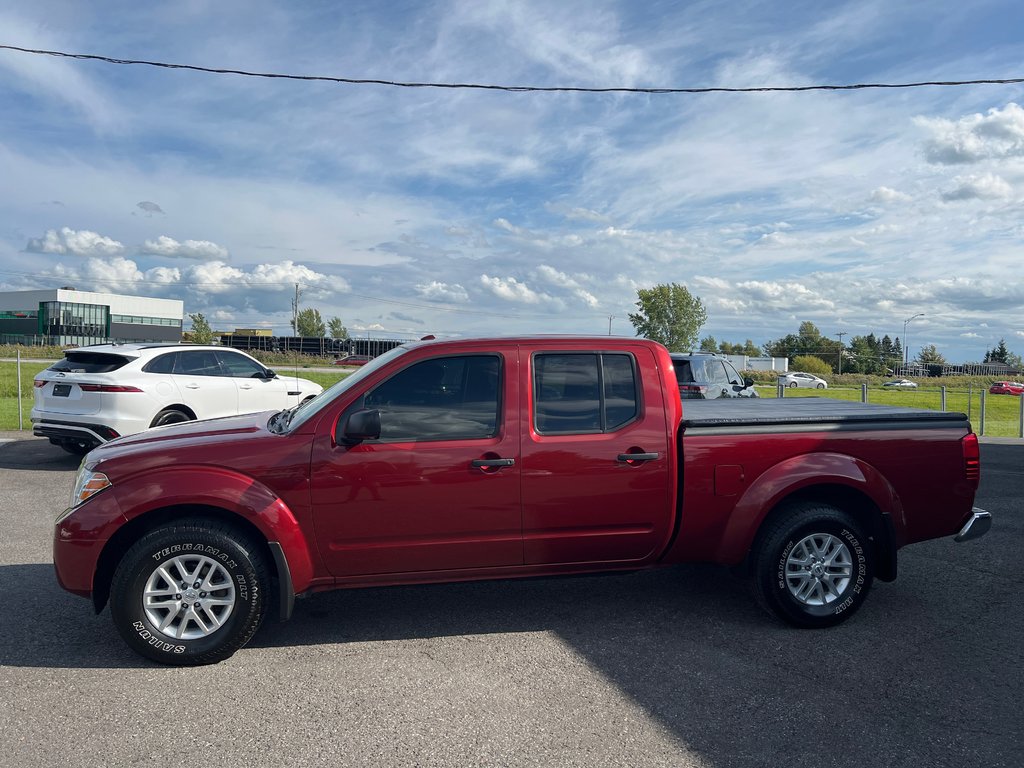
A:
[0,433,1020,768]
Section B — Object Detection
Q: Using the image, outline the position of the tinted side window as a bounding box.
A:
[723,361,744,386]
[142,352,177,374]
[362,355,500,441]
[217,351,266,378]
[51,352,131,373]
[673,360,694,383]
[534,353,638,435]
[174,350,225,376]
[707,360,729,384]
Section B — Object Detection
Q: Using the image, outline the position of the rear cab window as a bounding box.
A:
[50,352,133,374]
[533,353,639,434]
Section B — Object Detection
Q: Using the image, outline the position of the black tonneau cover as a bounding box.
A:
[681,398,969,434]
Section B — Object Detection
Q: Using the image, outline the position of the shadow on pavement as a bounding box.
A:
[0,437,82,471]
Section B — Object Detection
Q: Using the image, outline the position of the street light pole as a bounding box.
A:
[903,313,925,371]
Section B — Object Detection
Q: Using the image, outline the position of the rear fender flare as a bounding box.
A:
[715,452,902,566]
[110,466,315,593]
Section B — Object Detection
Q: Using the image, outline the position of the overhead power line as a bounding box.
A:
[2,44,1022,94]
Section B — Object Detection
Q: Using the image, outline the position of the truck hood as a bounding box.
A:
[90,410,275,462]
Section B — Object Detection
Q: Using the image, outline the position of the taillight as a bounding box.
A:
[962,432,980,488]
[33,380,45,388]
[77,384,143,393]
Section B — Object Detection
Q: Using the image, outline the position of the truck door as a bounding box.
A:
[310,350,522,576]
[521,348,673,565]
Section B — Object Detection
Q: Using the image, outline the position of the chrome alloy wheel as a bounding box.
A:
[784,533,853,606]
[143,554,236,640]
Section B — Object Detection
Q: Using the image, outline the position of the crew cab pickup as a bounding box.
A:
[53,337,989,665]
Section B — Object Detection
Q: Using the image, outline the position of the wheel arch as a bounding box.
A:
[742,484,898,582]
[718,453,901,582]
[149,404,197,427]
[92,504,298,619]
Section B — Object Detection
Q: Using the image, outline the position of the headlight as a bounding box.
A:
[66,463,112,512]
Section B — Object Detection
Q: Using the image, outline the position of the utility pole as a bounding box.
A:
[607,315,614,335]
[291,284,301,340]
[836,331,846,375]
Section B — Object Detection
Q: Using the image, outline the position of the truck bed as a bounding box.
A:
[680,397,969,433]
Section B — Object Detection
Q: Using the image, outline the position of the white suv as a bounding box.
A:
[32,344,323,454]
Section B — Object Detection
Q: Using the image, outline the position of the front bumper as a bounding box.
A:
[954,507,992,543]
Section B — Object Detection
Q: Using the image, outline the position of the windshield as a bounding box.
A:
[284,345,411,431]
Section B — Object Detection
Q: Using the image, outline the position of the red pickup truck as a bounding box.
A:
[53,336,989,665]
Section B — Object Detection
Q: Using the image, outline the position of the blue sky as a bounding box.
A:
[1,0,1023,362]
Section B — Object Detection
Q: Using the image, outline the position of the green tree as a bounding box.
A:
[791,354,832,376]
[188,312,214,345]
[699,335,718,352]
[916,344,946,366]
[764,321,843,371]
[628,283,707,352]
[327,317,349,340]
[741,339,761,357]
[985,338,1010,364]
[293,307,326,337]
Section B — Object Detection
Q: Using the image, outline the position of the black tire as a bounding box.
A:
[816,383,826,389]
[110,519,269,665]
[788,382,798,388]
[752,502,874,628]
[151,409,192,428]
[60,440,92,456]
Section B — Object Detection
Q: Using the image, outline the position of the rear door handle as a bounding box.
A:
[184,383,200,389]
[471,458,515,468]
[617,452,659,462]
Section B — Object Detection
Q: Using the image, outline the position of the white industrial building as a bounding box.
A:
[0,288,183,346]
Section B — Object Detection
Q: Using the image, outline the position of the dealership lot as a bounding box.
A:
[0,433,1019,768]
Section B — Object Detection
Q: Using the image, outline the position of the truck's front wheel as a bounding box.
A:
[752,503,874,628]
[110,519,269,665]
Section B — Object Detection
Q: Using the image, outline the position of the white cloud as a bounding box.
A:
[870,187,912,204]
[42,257,179,292]
[919,103,1024,165]
[26,228,125,257]
[941,173,1014,202]
[480,275,547,304]
[415,281,470,303]
[141,236,229,261]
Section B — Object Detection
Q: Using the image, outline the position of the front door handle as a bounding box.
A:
[184,383,200,389]
[471,458,515,468]
[617,452,659,463]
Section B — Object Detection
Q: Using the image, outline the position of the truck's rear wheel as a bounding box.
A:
[752,503,874,628]
[110,519,269,665]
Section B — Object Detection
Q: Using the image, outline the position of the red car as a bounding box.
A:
[334,355,372,366]
[989,381,1024,395]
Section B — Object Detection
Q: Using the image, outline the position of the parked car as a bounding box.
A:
[883,379,919,389]
[334,355,372,367]
[32,343,322,454]
[778,372,828,389]
[53,336,988,665]
[671,352,758,399]
[989,381,1024,395]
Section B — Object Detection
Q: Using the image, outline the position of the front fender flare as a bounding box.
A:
[714,452,902,566]
[111,465,315,595]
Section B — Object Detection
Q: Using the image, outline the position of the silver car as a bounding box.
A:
[778,372,828,389]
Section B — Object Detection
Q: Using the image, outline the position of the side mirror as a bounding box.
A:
[744,377,755,388]
[263,368,277,379]
[341,408,381,444]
